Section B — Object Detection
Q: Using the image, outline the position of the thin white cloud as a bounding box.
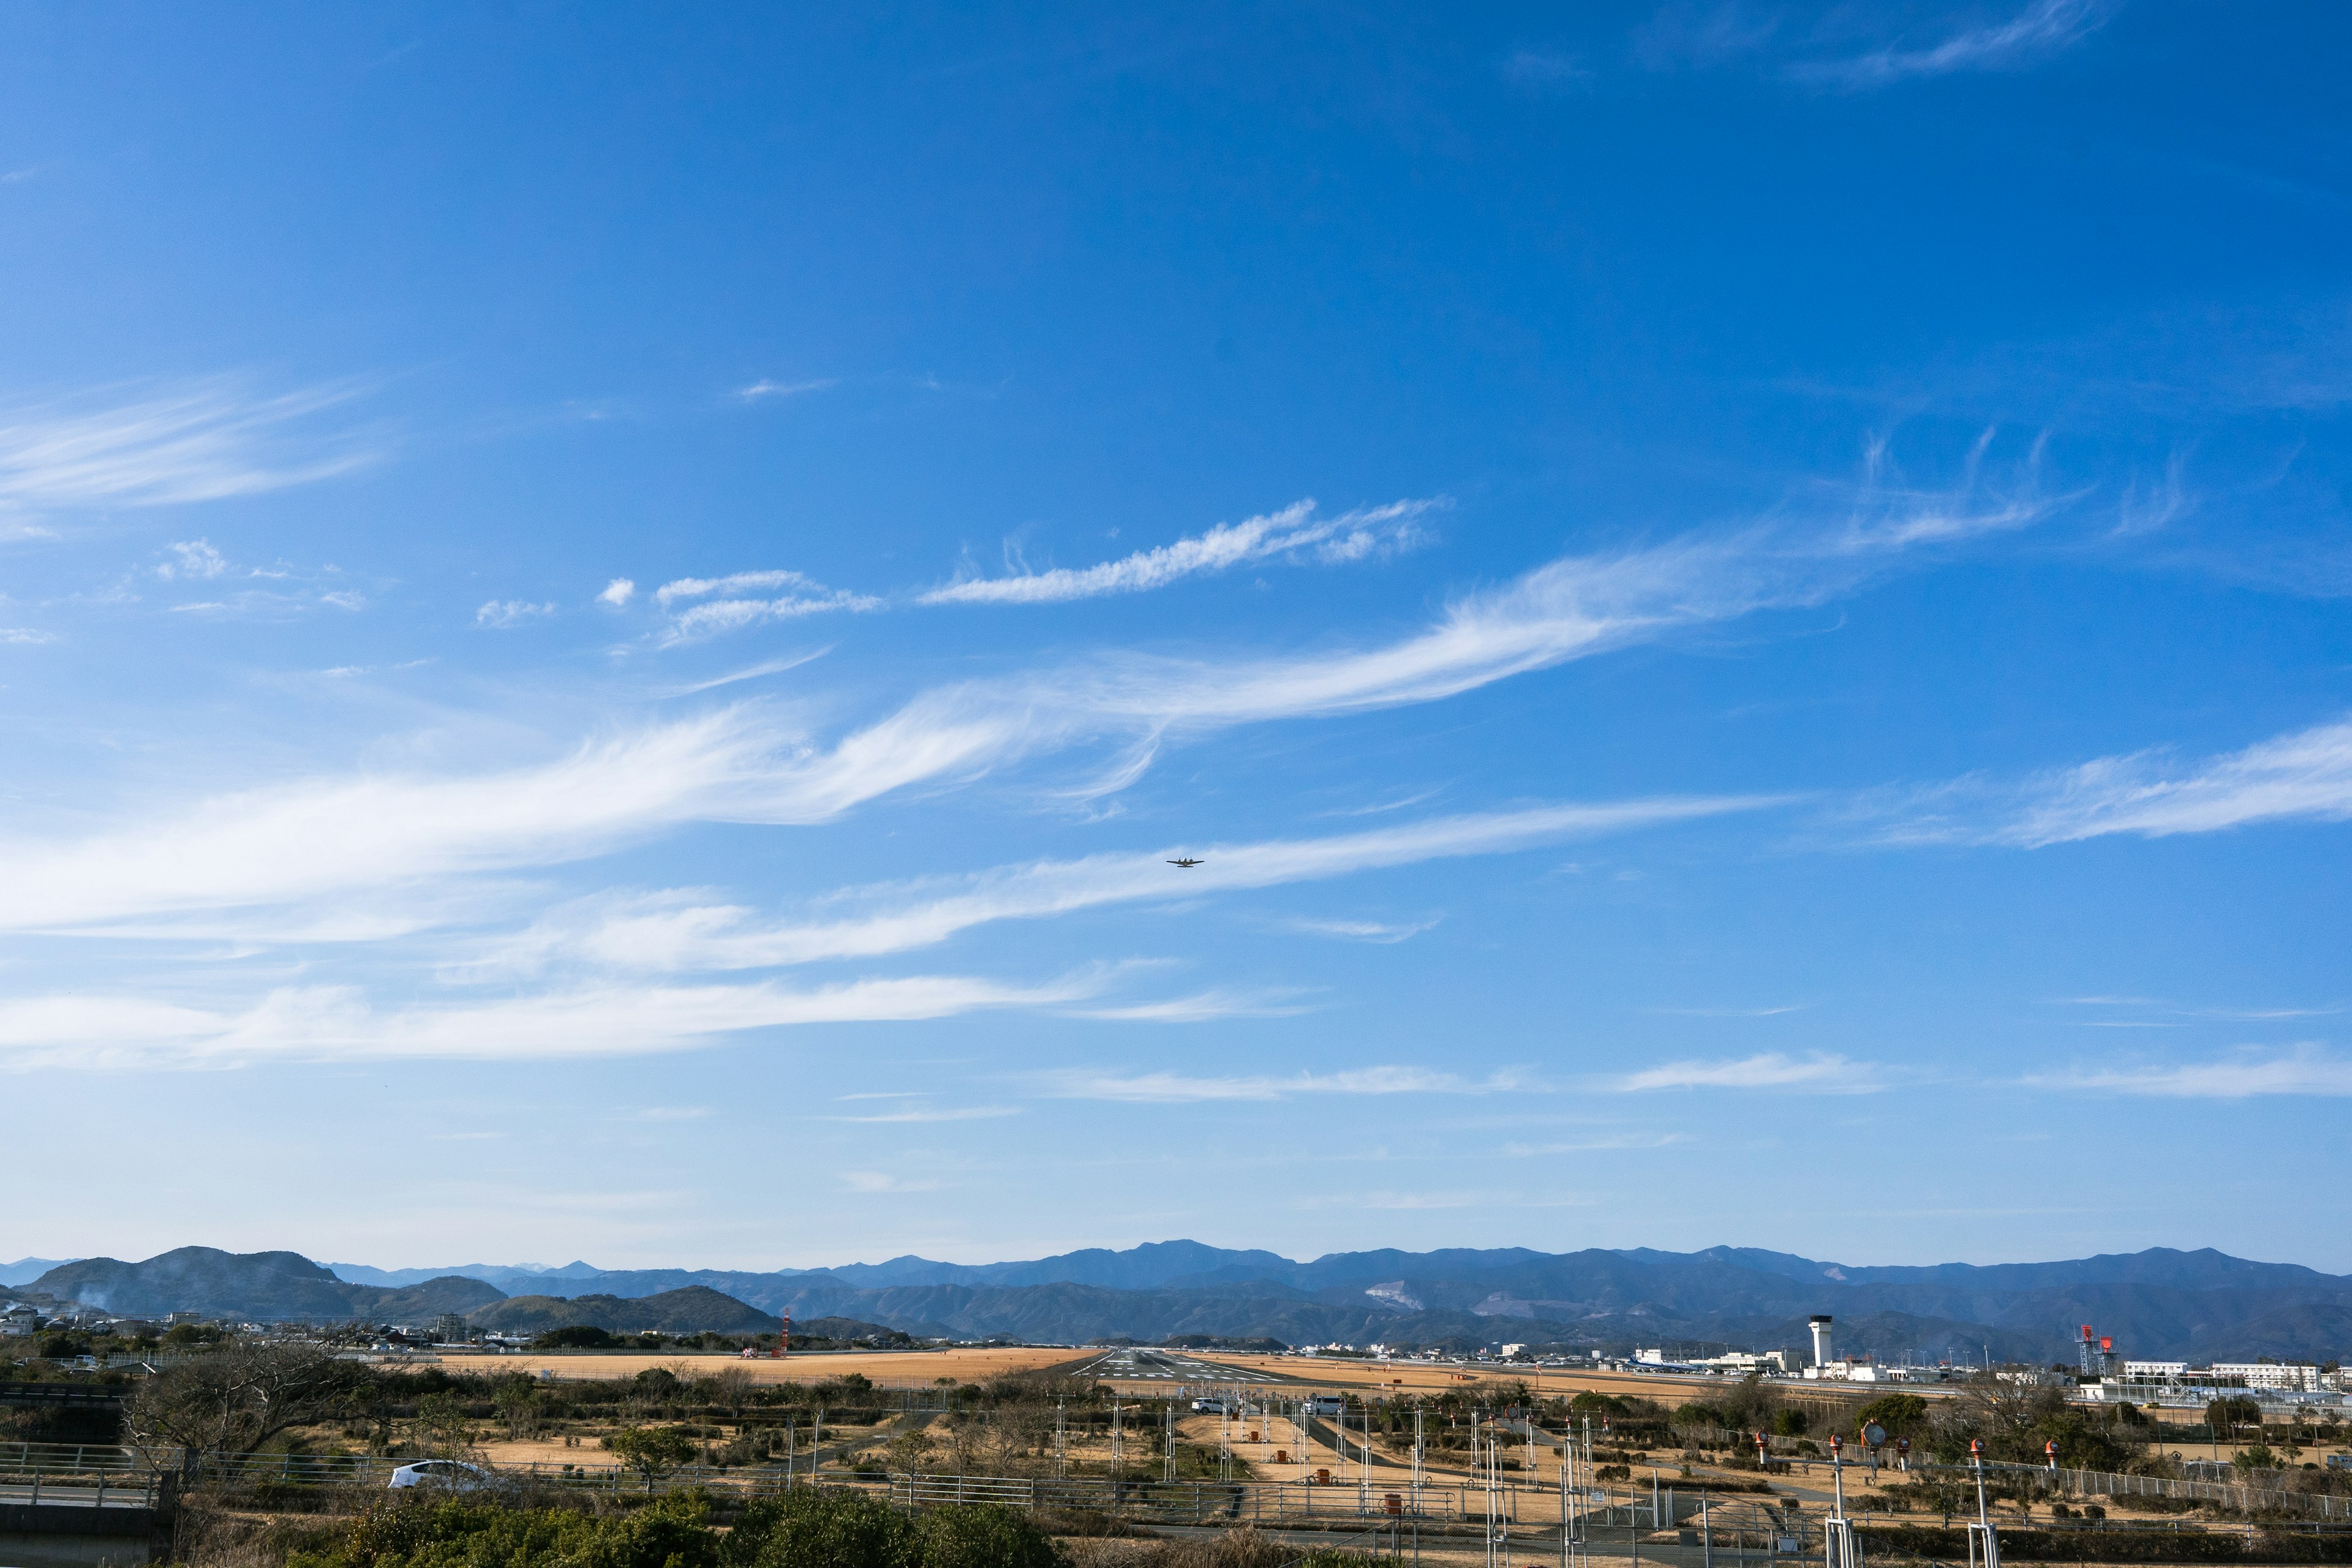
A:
[653,570,881,643]
[657,570,827,605]
[1501,1133,1687,1155]
[842,1170,948,1193]
[0,377,382,513]
[477,796,1772,977]
[476,599,554,628]
[2030,1044,2352,1098]
[158,540,230,580]
[1037,1065,1520,1103]
[664,652,832,696]
[0,972,1099,1068]
[1064,990,1314,1022]
[1613,1052,1880,1092]
[0,711,808,932]
[0,628,56,645]
[737,378,839,402]
[1793,0,2115,88]
[828,1104,1022,1123]
[1640,1003,1811,1017]
[1894,715,2352,846]
[1276,916,1441,943]
[5,453,2024,944]
[598,578,636,608]
[918,499,1440,606]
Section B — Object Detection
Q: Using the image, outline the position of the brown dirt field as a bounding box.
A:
[423,1346,1088,1385]
[1118,1354,1728,1400]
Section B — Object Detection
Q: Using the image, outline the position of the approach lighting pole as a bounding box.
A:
[1966,1439,2002,1568]
[1824,1434,1860,1568]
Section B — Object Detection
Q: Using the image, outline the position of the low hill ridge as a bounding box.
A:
[32,1242,2352,1362]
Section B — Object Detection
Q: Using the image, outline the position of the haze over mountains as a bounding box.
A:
[18,1242,2351,1364]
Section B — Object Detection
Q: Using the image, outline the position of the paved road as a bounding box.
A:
[1066,1348,1292,1386]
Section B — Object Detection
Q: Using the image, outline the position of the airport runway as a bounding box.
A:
[1065,1346,1295,1385]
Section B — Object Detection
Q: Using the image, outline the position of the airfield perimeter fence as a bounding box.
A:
[18,1436,2352,1532]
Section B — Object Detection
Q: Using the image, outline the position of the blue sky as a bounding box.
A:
[3,1,2350,1273]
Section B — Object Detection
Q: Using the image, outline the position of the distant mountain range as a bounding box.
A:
[17,1242,2351,1363]
[1,1257,76,1287]
[26,1250,500,1322]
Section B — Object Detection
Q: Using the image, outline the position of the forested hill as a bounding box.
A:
[28,1243,2352,1362]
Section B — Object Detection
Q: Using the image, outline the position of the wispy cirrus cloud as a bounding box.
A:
[0,711,805,932]
[2030,1044,2352,1098]
[1887,715,2352,846]
[1792,0,2116,88]
[1613,1052,1880,1092]
[5,447,2025,945]
[828,1104,1023,1123]
[0,971,1099,1069]
[157,540,230,580]
[1501,1133,1687,1155]
[653,570,881,643]
[1276,916,1441,943]
[1037,1065,1524,1102]
[737,377,839,402]
[0,377,384,516]
[477,599,554,629]
[917,498,1440,606]
[478,796,1773,977]
[842,1170,948,1192]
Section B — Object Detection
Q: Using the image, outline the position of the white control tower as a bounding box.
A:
[1809,1314,1834,1369]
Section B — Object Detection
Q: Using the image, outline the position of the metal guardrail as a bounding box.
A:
[0,1442,145,1475]
[0,1469,167,1509]
[0,1381,131,1409]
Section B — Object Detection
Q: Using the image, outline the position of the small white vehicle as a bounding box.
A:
[388,1460,499,1491]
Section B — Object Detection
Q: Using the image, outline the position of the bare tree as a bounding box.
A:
[124,1343,366,1472]
[492,1378,544,1441]
[701,1366,754,1422]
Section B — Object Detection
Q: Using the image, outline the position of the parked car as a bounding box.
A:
[1191,1398,1231,1414]
[389,1460,499,1491]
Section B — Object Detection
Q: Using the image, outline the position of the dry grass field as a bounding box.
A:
[428,1345,1088,1385]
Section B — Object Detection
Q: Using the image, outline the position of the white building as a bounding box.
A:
[2124,1361,2188,1381]
[2210,1363,2323,1392]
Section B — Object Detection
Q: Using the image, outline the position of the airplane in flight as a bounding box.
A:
[1167,856,1204,869]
